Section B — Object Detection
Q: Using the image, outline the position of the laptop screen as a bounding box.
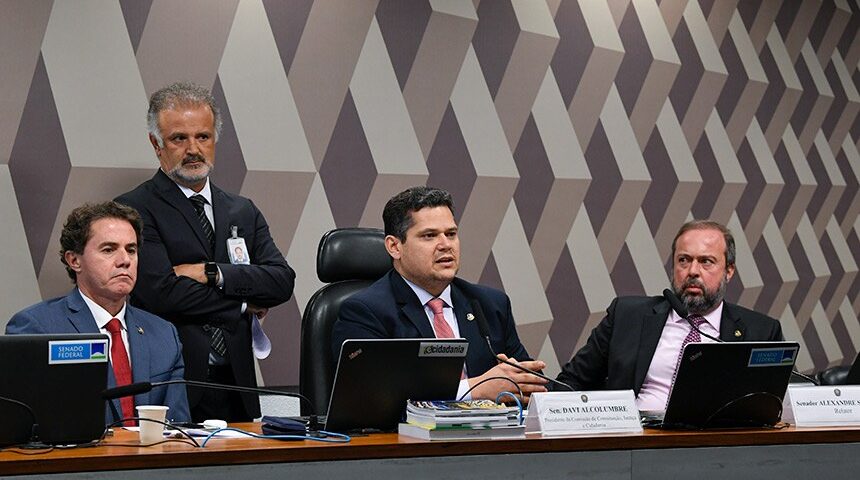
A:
[662,341,800,429]
[0,334,109,446]
[325,338,468,432]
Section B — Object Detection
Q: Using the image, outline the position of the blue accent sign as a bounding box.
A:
[48,339,108,364]
[748,347,798,367]
[781,348,797,364]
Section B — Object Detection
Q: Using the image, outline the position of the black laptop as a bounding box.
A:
[657,341,800,429]
[324,338,468,432]
[0,334,109,446]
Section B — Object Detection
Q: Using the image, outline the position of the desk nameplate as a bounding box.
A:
[524,390,642,436]
[787,385,860,427]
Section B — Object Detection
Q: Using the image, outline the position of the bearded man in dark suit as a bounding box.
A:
[555,220,783,410]
[116,82,295,422]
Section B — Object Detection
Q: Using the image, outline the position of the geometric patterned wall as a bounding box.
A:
[0,0,858,385]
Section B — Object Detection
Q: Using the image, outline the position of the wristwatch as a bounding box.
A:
[205,262,218,287]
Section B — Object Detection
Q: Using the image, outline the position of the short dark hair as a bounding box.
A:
[147,82,222,147]
[383,186,454,242]
[671,220,735,268]
[60,201,143,282]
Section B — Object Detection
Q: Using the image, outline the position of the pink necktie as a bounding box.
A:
[105,318,135,426]
[427,298,455,338]
[427,298,464,379]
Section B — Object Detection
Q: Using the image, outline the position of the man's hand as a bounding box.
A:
[467,354,548,402]
[173,263,207,284]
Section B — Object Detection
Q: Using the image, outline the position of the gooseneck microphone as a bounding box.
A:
[102,382,152,399]
[0,395,50,449]
[102,379,316,416]
[662,288,818,385]
[662,288,722,343]
[470,299,573,391]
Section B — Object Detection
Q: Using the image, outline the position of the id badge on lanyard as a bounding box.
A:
[227,226,250,265]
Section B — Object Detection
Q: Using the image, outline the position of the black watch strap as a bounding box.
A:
[205,262,217,287]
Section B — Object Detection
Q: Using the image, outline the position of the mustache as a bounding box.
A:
[182,154,207,165]
[681,278,704,290]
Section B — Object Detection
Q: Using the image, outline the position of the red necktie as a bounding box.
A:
[105,318,135,426]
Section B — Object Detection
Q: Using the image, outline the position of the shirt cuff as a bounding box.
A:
[241,302,247,314]
[216,265,224,289]
[456,379,471,401]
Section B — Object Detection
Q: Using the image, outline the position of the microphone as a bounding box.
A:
[102,379,317,418]
[470,299,573,391]
[663,288,722,343]
[0,395,50,449]
[101,382,152,399]
[661,288,818,385]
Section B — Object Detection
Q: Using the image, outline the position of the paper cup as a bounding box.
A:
[137,405,169,443]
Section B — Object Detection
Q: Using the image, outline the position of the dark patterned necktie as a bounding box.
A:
[668,315,706,403]
[189,195,227,358]
[189,194,215,250]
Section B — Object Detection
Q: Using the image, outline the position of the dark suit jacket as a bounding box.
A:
[331,270,531,378]
[554,296,784,393]
[5,289,191,424]
[116,170,295,418]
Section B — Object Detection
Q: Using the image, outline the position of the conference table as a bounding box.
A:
[1,423,859,479]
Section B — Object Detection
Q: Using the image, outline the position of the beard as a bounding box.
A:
[167,154,213,186]
[672,274,727,316]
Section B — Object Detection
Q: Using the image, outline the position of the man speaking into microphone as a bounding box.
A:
[555,220,783,410]
[331,186,547,401]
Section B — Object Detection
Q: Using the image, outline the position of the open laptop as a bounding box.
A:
[652,341,800,429]
[323,338,468,432]
[0,334,109,446]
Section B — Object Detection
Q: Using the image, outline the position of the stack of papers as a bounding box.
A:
[398,400,525,440]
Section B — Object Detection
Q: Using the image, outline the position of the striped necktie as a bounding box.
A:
[188,195,228,358]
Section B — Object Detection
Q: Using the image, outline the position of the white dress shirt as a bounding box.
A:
[79,288,131,368]
[402,278,471,400]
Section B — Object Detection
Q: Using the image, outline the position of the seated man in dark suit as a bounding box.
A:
[6,202,190,425]
[555,220,783,410]
[331,186,547,401]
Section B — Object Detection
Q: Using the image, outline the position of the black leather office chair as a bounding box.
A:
[816,366,851,385]
[299,228,392,415]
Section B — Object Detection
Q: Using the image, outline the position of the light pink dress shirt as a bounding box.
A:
[635,302,723,412]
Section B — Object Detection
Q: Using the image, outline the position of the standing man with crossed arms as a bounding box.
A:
[117,82,295,422]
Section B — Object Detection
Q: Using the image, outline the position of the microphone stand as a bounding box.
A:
[102,379,319,429]
[0,395,51,449]
[469,299,573,391]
